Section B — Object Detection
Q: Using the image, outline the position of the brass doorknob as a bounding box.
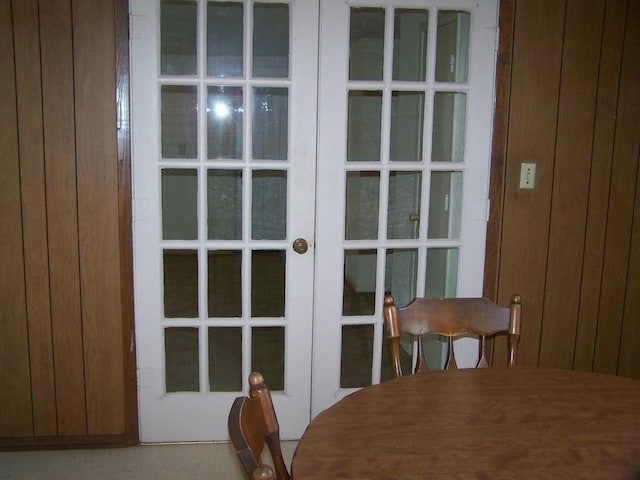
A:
[292,238,308,254]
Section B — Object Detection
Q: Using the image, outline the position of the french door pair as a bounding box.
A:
[130,0,498,441]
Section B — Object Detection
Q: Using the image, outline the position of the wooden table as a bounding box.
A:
[291,368,640,479]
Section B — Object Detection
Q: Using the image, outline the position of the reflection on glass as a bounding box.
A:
[163,250,198,318]
[161,85,197,158]
[387,171,421,239]
[207,2,243,77]
[349,8,384,81]
[343,249,377,316]
[347,91,382,162]
[435,11,470,83]
[161,0,197,75]
[428,171,462,239]
[162,169,197,240]
[252,327,285,390]
[345,171,380,240]
[252,170,287,240]
[384,249,418,307]
[431,92,467,162]
[207,86,243,159]
[253,3,289,78]
[208,250,241,317]
[208,327,242,391]
[393,9,428,81]
[207,169,242,240]
[252,88,288,160]
[426,248,459,298]
[251,250,285,317]
[340,324,373,388]
[165,327,199,392]
[390,91,424,162]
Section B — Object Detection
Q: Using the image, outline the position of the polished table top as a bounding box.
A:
[291,368,640,479]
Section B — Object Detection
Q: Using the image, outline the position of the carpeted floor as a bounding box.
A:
[0,441,298,480]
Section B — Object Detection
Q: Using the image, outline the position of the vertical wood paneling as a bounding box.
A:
[574,0,627,371]
[39,0,87,436]
[538,0,604,368]
[619,153,640,378]
[594,0,640,374]
[496,0,566,366]
[72,0,125,434]
[12,0,57,435]
[0,0,33,436]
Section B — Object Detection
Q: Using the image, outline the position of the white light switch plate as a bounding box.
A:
[520,163,536,189]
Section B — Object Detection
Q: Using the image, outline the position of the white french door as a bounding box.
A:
[312,0,498,415]
[131,0,497,441]
[131,0,318,442]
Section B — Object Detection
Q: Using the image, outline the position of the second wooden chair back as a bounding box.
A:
[383,294,521,378]
[228,372,289,480]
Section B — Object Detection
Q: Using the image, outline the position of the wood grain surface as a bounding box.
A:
[292,368,640,479]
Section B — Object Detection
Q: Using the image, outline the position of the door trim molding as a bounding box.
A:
[484,0,515,301]
[115,0,139,446]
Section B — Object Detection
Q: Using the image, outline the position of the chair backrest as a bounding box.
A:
[383,294,521,377]
[228,372,290,480]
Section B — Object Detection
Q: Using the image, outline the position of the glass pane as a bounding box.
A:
[252,327,285,390]
[421,335,447,370]
[207,169,242,240]
[390,91,424,162]
[208,327,242,391]
[387,171,421,239]
[349,8,384,81]
[345,171,380,240]
[426,248,459,298]
[384,248,418,307]
[163,250,198,318]
[347,91,382,162]
[162,169,197,240]
[207,86,243,159]
[428,171,462,239]
[207,2,243,77]
[161,0,197,75]
[165,327,199,392]
[252,88,288,160]
[208,250,241,317]
[432,92,467,162]
[340,324,373,388]
[343,249,377,316]
[161,85,197,158]
[392,9,428,81]
[252,170,287,240]
[253,3,289,78]
[435,11,470,83]
[252,250,285,317]
[381,331,413,382]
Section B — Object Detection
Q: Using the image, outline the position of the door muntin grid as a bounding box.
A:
[340,5,473,388]
[159,0,292,395]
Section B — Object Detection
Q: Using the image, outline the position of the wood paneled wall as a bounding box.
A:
[0,0,134,446]
[487,0,640,378]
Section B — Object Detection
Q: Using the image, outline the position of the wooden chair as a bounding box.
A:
[228,372,290,480]
[383,294,521,378]
[252,465,275,480]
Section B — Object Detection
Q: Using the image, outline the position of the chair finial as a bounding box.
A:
[249,371,264,388]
